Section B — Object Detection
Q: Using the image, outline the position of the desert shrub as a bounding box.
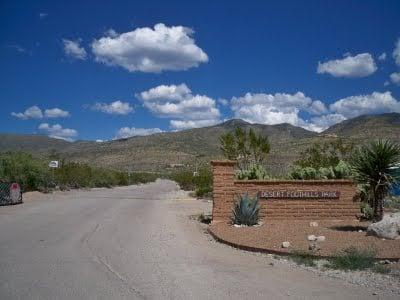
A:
[171,167,212,197]
[220,127,270,170]
[294,139,354,169]
[193,167,212,197]
[384,196,400,210]
[325,247,376,271]
[360,202,374,220]
[0,151,154,191]
[333,160,352,179]
[372,264,391,274]
[0,152,50,191]
[232,193,260,226]
[290,161,352,180]
[290,166,317,180]
[290,251,317,267]
[171,169,196,191]
[236,163,269,180]
[318,166,335,179]
[128,172,159,185]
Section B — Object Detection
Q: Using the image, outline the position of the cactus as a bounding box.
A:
[236,163,269,180]
[232,193,260,226]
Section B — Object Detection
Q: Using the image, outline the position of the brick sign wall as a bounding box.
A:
[211,160,360,223]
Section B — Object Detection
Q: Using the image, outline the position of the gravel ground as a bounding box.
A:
[2,180,396,299]
[207,222,400,295]
[209,220,400,259]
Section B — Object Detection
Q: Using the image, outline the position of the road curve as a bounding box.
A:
[0,180,394,299]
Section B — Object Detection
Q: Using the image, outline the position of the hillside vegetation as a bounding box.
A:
[0,113,399,176]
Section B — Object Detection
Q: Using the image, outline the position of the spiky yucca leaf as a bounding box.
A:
[232,193,260,226]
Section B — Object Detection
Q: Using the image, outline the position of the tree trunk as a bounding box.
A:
[373,187,384,222]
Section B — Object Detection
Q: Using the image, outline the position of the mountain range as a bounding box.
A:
[1,113,399,175]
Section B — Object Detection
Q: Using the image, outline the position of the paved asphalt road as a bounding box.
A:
[0,180,395,299]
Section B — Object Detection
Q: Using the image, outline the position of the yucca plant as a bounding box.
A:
[351,140,400,221]
[232,193,260,226]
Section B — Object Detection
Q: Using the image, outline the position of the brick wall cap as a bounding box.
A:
[234,179,355,184]
[211,160,236,166]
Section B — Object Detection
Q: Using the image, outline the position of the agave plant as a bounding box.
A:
[232,193,260,226]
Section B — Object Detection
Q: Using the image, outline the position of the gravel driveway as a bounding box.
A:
[0,180,396,299]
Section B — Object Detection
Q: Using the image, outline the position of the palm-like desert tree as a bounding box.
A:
[351,140,400,221]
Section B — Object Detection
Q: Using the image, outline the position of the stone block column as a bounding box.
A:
[211,160,236,223]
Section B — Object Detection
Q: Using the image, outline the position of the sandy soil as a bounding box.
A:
[209,219,400,259]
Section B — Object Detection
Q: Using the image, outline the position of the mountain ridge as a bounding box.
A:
[0,113,399,175]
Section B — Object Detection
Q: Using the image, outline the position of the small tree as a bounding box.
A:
[219,127,270,170]
[351,140,400,221]
[294,139,354,169]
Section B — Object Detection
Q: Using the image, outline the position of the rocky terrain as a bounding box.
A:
[1,113,399,175]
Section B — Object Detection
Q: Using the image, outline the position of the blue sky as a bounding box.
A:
[1,0,400,141]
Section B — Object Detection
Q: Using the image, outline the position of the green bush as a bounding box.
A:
[360,202,374,220]
[0,152,50,191]
[333,160,352,179]
[171,169,195,191]
[0,151,156,191]
[193,167,212,197]
[232,193,260,226]
[171,166,212,198]
[290,161,352,180]
[325,247,376,271]
[236,163,269,180]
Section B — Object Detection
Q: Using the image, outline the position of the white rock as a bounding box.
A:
[316,235,326,242]
[367,212,400,240]
[233,224,241,228]
[358,230,363,233]
[282,241,291,248]
[309,222,319,227]
[307,235,317,241]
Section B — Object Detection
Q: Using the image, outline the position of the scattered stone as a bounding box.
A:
[309,221,319,227]
[282,241,291,248]
[269,262,274,266]
[307,235,317,241]
[367,212,400,240]
[308,241,321,252]
[316,235,326,242]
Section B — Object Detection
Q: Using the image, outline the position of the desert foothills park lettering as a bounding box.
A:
[259,190,340,199]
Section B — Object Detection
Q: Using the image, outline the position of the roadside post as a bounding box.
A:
[49,160,59,185]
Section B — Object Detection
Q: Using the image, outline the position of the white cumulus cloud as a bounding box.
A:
[114,127,163,139]
[44,108,70,118]
[230,92,326,129]
[390,72,400,86]
[378,52,387,61]
[317,53,377,78]
[92,101,134,115]
[12,106,70,119]
[11,106,43,119]
[228,90,400,133]
[38,123,78,141]
[138,84,220,130]
[329,91,400,118]
[63,39,87,60]
[91,23,208,73]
